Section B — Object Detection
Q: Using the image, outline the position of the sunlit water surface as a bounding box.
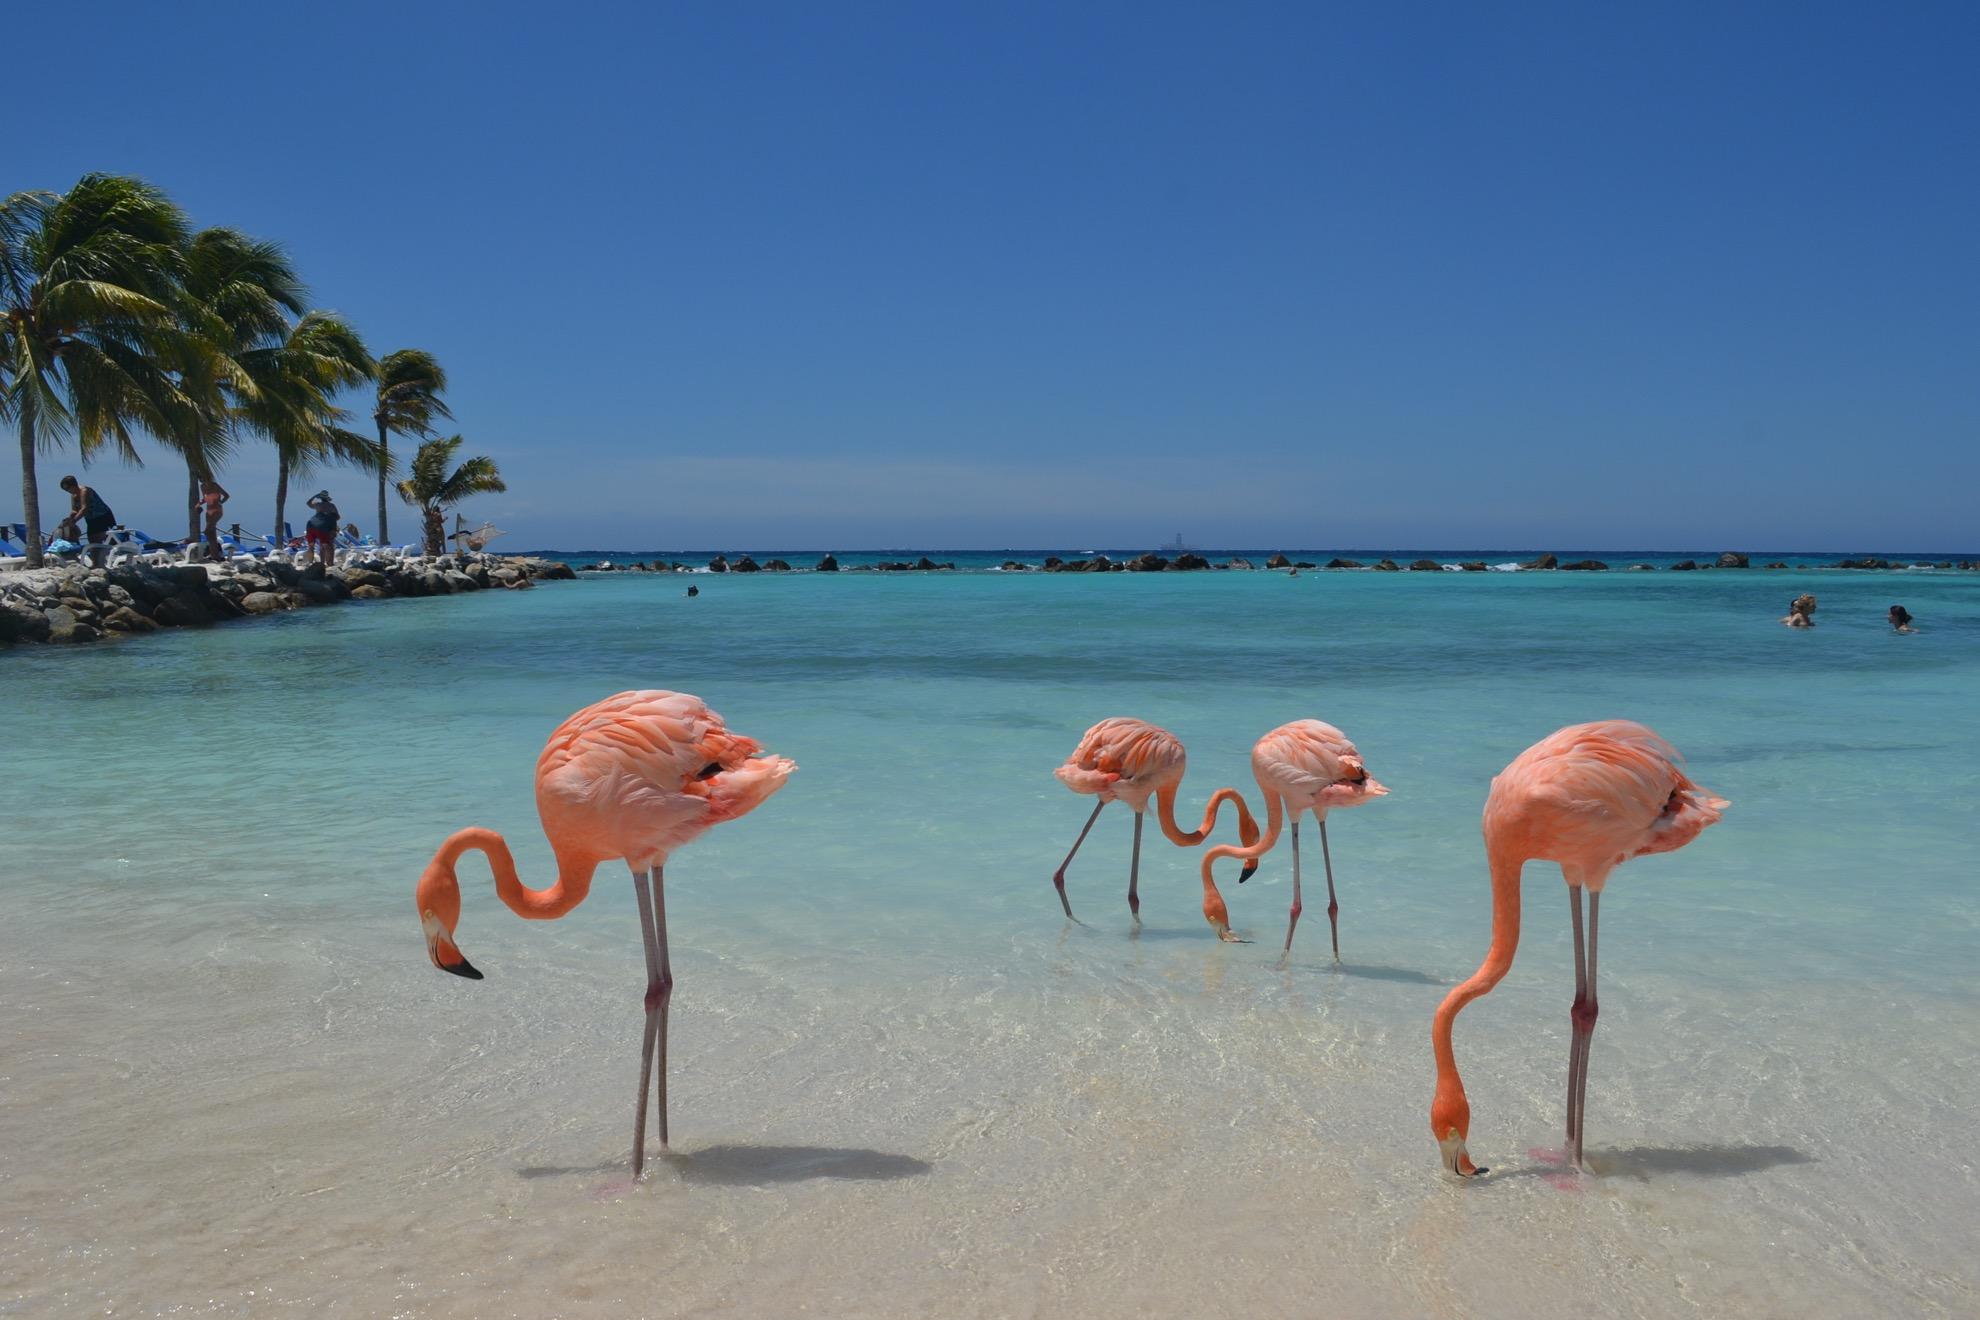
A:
[3,565,1977,1318]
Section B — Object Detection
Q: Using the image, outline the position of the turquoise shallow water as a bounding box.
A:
[3,563,1978,1317]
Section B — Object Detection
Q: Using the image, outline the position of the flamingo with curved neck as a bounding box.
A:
[1430,720,1726,1177]
[1198,720,1388,952]
[1050,717,1260,931]
[415,689,795,1178]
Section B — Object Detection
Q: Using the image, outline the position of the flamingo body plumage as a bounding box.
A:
[1201,720,1388,952]
[1051,717,1260,931]
[415,689,794,1176]
[1430,720,1726,1177]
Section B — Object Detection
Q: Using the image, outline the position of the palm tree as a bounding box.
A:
[174,227,308,539]
[235,312,380,544]
[397,435,505,556]
[373,349,450,544]
[2,176,195,568]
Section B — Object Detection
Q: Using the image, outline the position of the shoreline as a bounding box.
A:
[0,552,575,647]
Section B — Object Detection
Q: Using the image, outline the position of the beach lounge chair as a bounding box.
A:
[102,528,200,568]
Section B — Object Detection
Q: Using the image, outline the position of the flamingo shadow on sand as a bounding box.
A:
[1315,961,1444,985]
[520,1146,933,1187]
[1492,1143,1814,1184]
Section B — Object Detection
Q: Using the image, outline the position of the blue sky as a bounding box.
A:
[13,1,1978,550]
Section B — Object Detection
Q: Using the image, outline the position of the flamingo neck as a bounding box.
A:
[1430,840,1524,1151]
[1154,781,1261,849]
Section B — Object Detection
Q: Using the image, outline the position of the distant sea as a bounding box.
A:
[3,552,1976,1316]
[523,546,1979,571]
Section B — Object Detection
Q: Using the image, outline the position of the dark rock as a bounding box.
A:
[300,562,327,582]
[1226,557,1255,569]
[1460,561,1488,572]
[340,567,388,591]
[1041,557,1065,570]
[1326,558,1363,569]
[1266,553,1292,569]
[1670,560,1699,571]
[732,556,762,573]
[815,554,839,572]
[915,557,944,571]
[1295,561,1316,569]
[443,571,480,593]
[763,559,792,572]
[1716,552,1750,569]
[102,606,157,633]
[1373,559,1401,571]
[294,579,340,605]
[0,597,53,643]
[1171,553,1211,571]
[1523,553,1559,570]
[1560,559,1610,571]
[350,584,389,600]
[44,606,98,643]
[240,592,289,615]
[1764,561,1787,570]
[708,555,730,573]
[1000,560,1030,571]
[1629,563,1657,571]
[1409,559,1442,571]
[58,596,100,623]
[263,561,302,588]
[1127,553,1170,572]
[152,593,215,626]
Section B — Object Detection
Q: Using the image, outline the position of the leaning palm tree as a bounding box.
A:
[372,349,450,544]
[235,312,381,543]
[172,227,309,539]
[2,176,196,567]
[397,435,505,556]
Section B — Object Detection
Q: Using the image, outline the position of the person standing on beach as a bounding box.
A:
[58,475,115,565]
[1889,605,1917,633]
[199,479,230,561]
[304,490,340,568]
[1781,594,1817,628]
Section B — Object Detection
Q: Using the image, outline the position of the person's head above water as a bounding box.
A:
[1790,594,1817,616]
[1890,604,1914,628]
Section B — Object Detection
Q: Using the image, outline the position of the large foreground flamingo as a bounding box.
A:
[1430,720,1726,1177]
[414,690,795,1177]
[1199,720,1388,954]
[1051,718,1260,932]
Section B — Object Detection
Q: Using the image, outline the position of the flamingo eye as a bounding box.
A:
[696,762,722,781]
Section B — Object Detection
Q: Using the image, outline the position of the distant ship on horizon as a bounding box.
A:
[1160,532,1192,553]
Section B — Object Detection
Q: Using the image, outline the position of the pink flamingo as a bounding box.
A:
[1199,720,1388,955]
[1052,718,1261,932]
[414,690,795,1177]
[1430,720,1726,1177]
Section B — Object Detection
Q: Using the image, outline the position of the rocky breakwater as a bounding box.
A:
[0,553,574,647]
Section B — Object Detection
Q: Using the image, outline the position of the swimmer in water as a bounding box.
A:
[687,584,700,597]
[1889,604,1916,633]
[1781,594,1816,628]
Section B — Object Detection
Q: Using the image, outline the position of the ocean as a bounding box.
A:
[3,557,1976,1317]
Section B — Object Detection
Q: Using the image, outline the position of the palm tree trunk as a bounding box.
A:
[274,453,289,547]
[18,418,43,570]
[376,417,389,544]
[187,463,201,543]
[424,506,445,557]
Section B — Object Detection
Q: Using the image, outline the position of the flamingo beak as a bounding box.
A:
[1440,1131,1484,1178]
[1238,860,1258,883]
[422,910,483,980]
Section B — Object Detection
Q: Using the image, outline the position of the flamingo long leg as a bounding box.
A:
[1282,818,1303,955]
[1052,800,1105,919]
[1319,818,1341,961]
[631,868,662,1177]
[650,867,675,1153]
[1571,891,1600,1168]
[1565,884,1586,1155]
[1127,812,1144,921]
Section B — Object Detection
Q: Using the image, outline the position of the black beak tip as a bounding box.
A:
[1239,863,1257,883]
[440,958,484,980]
[1469,1166,1488,1178]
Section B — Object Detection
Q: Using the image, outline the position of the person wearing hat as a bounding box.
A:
[304,490,340,568]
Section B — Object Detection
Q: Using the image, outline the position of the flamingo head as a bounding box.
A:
[686,729,796,823]
[415,856,482,980]
[1431,1095,1484,1178]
